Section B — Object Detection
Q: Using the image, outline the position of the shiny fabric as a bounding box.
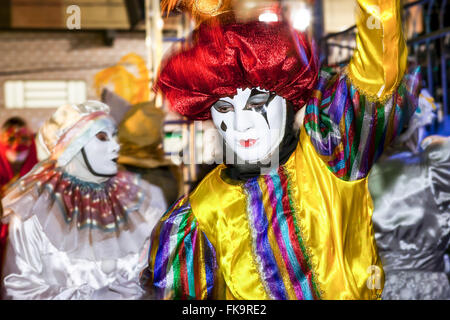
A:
[2,160,165,261]
[1,101,169,299]
[37,102,110,166]
[140,197,218,300]
[242,167,321,300]
[396,88,437,145]
[143,0,412,300]
[381,271,450,300]
[370,138,450,300]
[1,171,167,300]
[304,67,420,180]
[157,0,407,119]
[347,0,407,101]
[118,101,174,169]
[155,20,319,120]
[0,136,38,277]
[141,128,383,300]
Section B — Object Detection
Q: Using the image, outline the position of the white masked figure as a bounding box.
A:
[211,88,287,165]
[0,101,167,300]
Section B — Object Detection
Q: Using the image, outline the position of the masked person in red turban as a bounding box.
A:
[0,117,38,278]
[140,0,421,299]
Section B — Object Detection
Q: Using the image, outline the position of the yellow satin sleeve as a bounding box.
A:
[347,0,407,101]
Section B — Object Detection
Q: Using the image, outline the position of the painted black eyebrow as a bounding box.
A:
[249,88,269,99]
[244,89,276,128]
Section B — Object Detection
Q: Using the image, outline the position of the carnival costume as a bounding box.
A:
[1,101,167,299]
[370,93,450,300]
[140,0,421,299]
[0,125,38,192]
[0,122,38,279]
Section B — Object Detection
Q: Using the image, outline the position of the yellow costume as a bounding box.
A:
[140,0,421,299]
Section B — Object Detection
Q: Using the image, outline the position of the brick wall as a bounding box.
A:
[0,30,147,132]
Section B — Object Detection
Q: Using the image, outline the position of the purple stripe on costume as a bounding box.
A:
[153,200,189,298]
[203,233,217,298]
[343,95,354,161]
[264,175,305,300]
[392,105,401,138]
[375,128,387,159]
[309,136,327,157]
[328,77,348,124]
[318,76,328,89]
[357,108,376,179]
[310,132,338,157]
[245,178,288,300]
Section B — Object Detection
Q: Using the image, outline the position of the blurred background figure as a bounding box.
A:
[0,117,38,192]
[95,53,183,206]
[0,117,38,278]
[369,89,450,300]
[116,100,182,206]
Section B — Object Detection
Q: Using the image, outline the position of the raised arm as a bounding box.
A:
[304,0,420,181]
[347,0,407,100]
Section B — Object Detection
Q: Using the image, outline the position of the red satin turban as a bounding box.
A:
[155,20,319,120]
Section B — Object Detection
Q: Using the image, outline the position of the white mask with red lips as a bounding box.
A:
[211,87,287,164]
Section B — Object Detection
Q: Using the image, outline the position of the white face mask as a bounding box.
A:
[211,88,287,163]
[81,123,120,177]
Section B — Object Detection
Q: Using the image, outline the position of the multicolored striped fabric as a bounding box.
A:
[304,67,421,180]
[141,196,217,299]
[141,68,422,299]
[244,165,321,300]
[141,166,322,300]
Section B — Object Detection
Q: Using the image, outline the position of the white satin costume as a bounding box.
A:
[0,101,167,300]
[369,93,450,299]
